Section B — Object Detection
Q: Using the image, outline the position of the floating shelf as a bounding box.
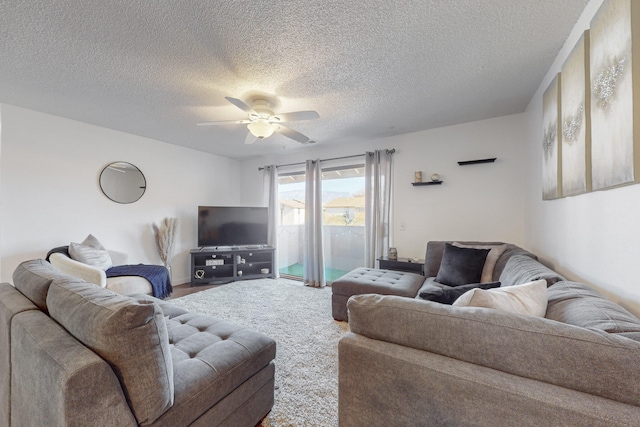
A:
[457,157,497,166]
[412,181,443,186]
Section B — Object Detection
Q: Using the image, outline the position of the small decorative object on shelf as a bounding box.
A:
[414,171,423,183]
[457,157,497,166]
[388,247,398,260]
[431,173,440,181]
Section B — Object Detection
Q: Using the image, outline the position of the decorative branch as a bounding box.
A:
[152,217,178,266]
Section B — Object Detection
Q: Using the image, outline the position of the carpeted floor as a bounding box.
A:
[169,278,349,426]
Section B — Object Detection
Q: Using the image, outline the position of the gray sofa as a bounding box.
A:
[1,259,276,427]
[332,241,546,321]
[338,241,640,426]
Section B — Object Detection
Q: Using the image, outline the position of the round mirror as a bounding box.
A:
[99,162,146,204]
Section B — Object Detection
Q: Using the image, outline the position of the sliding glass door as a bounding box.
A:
[277,163,365,282]
[277,172,306,279]
[320,165,365,281]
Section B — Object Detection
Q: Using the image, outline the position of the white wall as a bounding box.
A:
[240,113,528,261]
[0,104,3,280]
[0,105,242,285]
[524,0,640,315]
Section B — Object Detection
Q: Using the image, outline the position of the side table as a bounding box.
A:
[377,257,424,275]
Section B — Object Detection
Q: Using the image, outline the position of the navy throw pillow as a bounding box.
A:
[45,245,70,262]
[419,282,501,304]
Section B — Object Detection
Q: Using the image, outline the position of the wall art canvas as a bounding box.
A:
[542,73,562,200]
[590,0,640,190]
[561,30,591,197]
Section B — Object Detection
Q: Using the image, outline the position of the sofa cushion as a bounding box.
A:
[46,278,173,424]
[69,234,112,270]
[418,282,501,304]
[435,244,489,286]
[453,279,548,317]
[136,294,190,319]
[546,281,640,341]
[499,254,564,288]
[12,259,70,313]
[11,309,138,427]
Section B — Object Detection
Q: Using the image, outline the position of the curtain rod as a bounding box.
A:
[257,148,395,171]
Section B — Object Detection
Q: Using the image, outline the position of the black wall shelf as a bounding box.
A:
[457,157,497,166]
[412,181,443,186]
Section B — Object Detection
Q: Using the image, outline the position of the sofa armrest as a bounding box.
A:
[0,284,39,427]
[347,294,640,407]
[11,310,137,426]
[49,252,107,287]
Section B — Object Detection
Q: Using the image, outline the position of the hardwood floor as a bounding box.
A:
[169,283,222,298]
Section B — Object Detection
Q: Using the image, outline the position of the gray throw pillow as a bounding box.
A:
[435,243,490,286]
[46,278,174,424]
[69,234,112,270]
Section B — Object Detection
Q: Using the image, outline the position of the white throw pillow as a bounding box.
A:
[69,234,113,271]
[452,279,548,317]
[452,242,507,283]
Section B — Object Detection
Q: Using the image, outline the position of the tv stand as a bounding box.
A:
[190,246,275,286]
[198,245,267,252]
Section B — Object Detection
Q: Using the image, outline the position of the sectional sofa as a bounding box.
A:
[1,259,276,427]
[337,241,640,426]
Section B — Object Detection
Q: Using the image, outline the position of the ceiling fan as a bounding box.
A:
[197,97,319,145]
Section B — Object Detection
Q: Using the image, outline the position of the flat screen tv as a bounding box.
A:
[198,206,269,247]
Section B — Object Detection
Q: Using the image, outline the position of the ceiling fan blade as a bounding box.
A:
[197,119,251,126]
[244,130,259,144]
[275,125,311,143]
[272,111,319,122]
[225,97,256,114]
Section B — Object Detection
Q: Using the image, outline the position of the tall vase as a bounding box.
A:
[164,263,172,285]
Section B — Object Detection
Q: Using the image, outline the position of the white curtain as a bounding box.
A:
[263,165,280,278]
[364,149,394,268]
[303,159,325,287]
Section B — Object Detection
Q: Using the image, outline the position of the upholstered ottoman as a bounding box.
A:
[332,267,425,321]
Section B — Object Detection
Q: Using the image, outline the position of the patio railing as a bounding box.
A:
[278,224,364,279]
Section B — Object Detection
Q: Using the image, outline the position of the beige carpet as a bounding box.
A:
[169,278,349,426]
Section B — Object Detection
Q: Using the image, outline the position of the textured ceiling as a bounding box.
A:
[0,1,589,159]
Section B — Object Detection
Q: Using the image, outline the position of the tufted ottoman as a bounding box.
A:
[332,267,425,321]
[144,297,277,426]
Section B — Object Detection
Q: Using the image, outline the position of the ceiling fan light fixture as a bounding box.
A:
[247,120,277,139]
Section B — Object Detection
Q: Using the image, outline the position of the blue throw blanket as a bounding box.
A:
[106,264,172,299]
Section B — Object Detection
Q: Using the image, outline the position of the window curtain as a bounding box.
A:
[263,165,280,278]
[303,159,325,287]
[364,149,394,268]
